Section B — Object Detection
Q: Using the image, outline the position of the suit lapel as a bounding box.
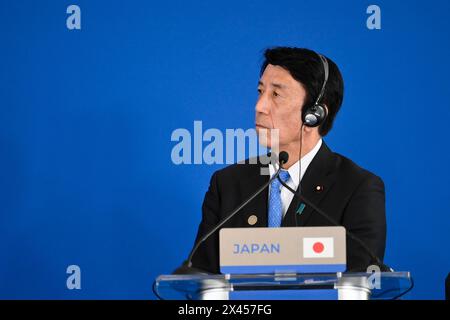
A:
[282,141,338,227]
[235,156,270,228]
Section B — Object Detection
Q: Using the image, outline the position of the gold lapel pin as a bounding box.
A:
[247,215,258,226]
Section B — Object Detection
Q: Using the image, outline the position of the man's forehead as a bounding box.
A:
[259,64,296,87]
[258,80,288,89]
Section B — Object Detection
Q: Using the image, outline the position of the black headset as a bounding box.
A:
[302,52,329,127]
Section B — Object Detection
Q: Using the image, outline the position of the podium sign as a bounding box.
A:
[219,227,346,274]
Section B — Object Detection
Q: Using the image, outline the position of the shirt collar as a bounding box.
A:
[269,139,323,188]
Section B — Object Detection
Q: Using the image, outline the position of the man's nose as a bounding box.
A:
[255,95,270,115]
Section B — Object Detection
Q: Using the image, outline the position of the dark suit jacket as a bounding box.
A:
[176,141,386,274]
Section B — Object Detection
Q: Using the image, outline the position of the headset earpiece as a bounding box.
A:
[303,104,326,127]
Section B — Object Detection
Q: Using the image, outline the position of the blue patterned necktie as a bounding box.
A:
[268,170,290,228]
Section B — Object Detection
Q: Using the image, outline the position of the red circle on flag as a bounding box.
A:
[313,242,324,253]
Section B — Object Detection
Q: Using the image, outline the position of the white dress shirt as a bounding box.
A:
[268,139,322,218]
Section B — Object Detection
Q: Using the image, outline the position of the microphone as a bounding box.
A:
[277,173,393,272]
[175,151,289,274]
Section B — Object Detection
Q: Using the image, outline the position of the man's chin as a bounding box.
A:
[257,137,272,149]
[256,127,276,149]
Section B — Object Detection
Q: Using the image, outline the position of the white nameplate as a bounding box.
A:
[219,227,346,274]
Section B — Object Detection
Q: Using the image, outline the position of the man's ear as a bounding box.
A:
[303,124,318,134]
[303,124,313,133]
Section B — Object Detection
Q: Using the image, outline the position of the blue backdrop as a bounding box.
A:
[0,0,449,299]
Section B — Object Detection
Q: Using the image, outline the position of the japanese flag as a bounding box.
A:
[303,237,334,258]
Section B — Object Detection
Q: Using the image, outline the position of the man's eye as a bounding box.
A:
[273,91,279,97]
[257,89,262,95]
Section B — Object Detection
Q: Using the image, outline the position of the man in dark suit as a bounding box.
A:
[175,47,386,274]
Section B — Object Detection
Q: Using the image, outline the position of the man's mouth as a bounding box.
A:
[255,123,270,129]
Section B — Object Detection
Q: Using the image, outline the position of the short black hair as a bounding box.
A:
[260,47,344,136]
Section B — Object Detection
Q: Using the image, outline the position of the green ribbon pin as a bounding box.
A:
[296,203,306,215]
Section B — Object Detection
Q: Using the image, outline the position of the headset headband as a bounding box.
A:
[314,53,329,106]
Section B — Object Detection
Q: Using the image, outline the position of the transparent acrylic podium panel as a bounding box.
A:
[154,272,412,300]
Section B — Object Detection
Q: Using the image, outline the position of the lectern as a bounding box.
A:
[159,227,412,300]
[154,272,412,300]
